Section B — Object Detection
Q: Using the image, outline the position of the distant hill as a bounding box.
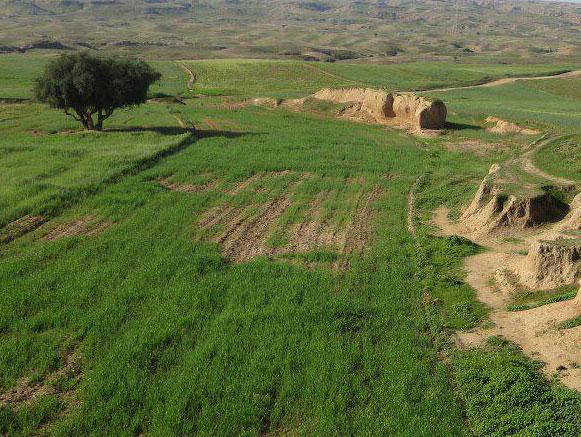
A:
[0,0,579,62]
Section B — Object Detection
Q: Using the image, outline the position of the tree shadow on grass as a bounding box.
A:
[105,126,253,139]
[105,126,191,135]
[445,121,484,131]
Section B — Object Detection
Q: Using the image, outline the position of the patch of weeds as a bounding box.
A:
[502,237,524,244]
[508,284,577,311]
[513,249,529,255]
[419,233,487,330]
[558,315,581,330]
[453,337,581,436]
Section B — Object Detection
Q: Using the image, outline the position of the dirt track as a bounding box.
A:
[516,135,577,186]
[176,62,196,90]
[407,176,423,246]
[424,70,581,93]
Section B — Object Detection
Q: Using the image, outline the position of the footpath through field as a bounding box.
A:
[424,70,581,93]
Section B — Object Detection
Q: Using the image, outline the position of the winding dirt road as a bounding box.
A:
[176,62,196,91]
[516,135,577,186]
[424,70,581,93]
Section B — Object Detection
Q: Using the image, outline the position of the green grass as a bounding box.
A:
[0,96,471,435]
[0,102,189,226]
[522,77,581,101]
[424,81,581,135]
[533,134,581,183]
[508,284,578,312]
[2,56,581,436]
[0,54,56,99]
[318,62,577,91]
[559,316,581,330]
[0,55,188,99]
[454,337,581,436]
[183,59,580,98]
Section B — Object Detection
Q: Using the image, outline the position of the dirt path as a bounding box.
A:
[424,70,581,93]
[516,135,577,186]
[176,62,196,91]
[303,64,364,86]
[432,206,581,391]
[407,176,423,245]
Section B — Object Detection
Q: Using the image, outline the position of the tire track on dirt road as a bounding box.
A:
[176,62,196,91]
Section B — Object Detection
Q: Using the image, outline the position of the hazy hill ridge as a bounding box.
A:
[0,0,579,61]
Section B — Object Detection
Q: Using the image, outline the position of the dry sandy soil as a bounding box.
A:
[431,204,581,390]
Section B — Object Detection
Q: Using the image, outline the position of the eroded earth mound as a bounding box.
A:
[461,164,567,234]
[485,116,539,135]
[515,238,581,289]
[312,87,446,129]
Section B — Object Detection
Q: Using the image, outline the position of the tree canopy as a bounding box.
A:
[34,53,161,131]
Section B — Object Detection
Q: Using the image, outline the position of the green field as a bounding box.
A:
[2,56,581,436]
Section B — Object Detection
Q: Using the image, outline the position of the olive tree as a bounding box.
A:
[34,53,161,131]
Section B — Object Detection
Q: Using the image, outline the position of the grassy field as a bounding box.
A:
[2,56,581,435]
[0,55,187,99]
[1,78,470,435]
[423,81,581,135]
[185,59,580,97]
[3,54,578,100]
[533,134,581,181]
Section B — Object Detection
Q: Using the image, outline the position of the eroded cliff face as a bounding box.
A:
[460,164,567,235]
[392,94,447,129]
[559,193,581,231]
[515,239,581,289]
[313,88,394,120]
[312,88,446,129]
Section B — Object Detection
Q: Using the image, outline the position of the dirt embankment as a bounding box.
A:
[430,134,581,389]
[560,193,581,231]
[460,164,567,235]
[515,239,581,289]
[313,88,395,120]
[433,204,581,391]
[393,94,447,130]
[485,116,539,135]
[312,87,447,129]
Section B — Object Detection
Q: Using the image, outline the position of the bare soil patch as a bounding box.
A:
[485,116,540,135]
[442,139,507,156]
[338,184,385,269]
[159,176,217,193]
[0,215,46,243]
[212,98,279,111]
[200,173,386,267]
[43,216,114,241]
[176,62,196,91]
[0,344,82,410]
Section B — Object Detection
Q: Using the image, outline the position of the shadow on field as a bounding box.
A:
[106,126,190,135]
[195,129,252,139]
[445,121,483,131]
[105,126,252,139]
